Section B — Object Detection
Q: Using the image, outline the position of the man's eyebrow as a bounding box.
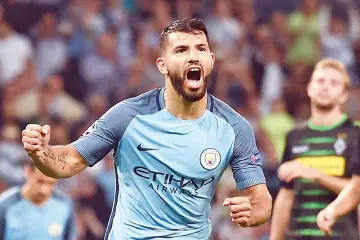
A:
[173,45,188,49]
[172,43,208,51]
[197,43,208,48]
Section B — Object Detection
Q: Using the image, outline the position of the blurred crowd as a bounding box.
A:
[1,0,360,239]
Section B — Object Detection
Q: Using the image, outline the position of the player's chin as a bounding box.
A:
[34,195,47,203]
[314,100,336,110]
[182,84,206,102]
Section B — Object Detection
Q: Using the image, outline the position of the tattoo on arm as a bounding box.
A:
[43,147,67,170]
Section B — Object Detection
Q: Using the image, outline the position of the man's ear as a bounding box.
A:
[306,81,312,98]
[339,90,349,105]
[210,52,215,70]
[156,57,168,75]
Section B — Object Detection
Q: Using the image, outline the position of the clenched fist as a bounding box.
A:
[223,197,252,227]
[22,124,51,156]
[317,206,337,236]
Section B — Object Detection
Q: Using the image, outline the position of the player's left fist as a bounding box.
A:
[223,197,252,227]
[317,206,337,236]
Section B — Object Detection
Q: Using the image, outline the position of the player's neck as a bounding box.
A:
[310,106,345,127]
[164,85,207,120]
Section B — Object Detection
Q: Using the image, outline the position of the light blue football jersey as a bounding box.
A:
[0,187,76,240]
[72,88,266,240]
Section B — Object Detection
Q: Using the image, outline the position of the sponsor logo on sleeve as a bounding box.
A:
[250,151,261,164]
[82,121,98,136]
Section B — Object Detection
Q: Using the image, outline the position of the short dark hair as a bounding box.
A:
[158,18,210,53]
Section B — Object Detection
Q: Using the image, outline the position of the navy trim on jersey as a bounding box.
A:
[63,214,73,240]
[104,167,120,240]
[209,95,214,112]
[156,88,161,111]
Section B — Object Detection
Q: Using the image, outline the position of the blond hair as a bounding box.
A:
[313,58,351,89]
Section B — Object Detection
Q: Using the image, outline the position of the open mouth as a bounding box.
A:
[186,67,202,88]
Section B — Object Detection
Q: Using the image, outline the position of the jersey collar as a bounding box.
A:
[308,114,349,131]
[157,88,213,112]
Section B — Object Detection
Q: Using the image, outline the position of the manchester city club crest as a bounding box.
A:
[200,148,221,170]
[48,223,63,237]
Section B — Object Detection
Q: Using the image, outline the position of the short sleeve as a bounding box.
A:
[71,102,137,166]
[350,130,360,175]
[230,120,266,190]
[280,132,295,189]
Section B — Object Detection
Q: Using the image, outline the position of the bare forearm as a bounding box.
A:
[243,185,272,227]
[32,145,87,179]
[249,196,272,227]
[270,201,291,239]
[270,189,294,240]
[330,178,360,219]
[315,172,350,194]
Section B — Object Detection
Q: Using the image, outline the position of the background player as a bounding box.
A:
[317,129,360,236]
[0,162,76,240]
[270,58,359,240]
[21,18,272,239]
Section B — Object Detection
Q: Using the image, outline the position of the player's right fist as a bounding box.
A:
[22,124,51,154]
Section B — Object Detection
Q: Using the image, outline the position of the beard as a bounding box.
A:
[168,69,210,102]
[313,100,337,112]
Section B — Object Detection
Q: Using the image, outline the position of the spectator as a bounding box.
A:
[260,98,295,162]
[206,0,244,61]
[175,0,203,19]
[14,74,86,124]
[0,124,28,188]
[0,8,36,97]
[287,0,320,66]
[321,14,355,68]
[80,31,127,98]
[259,37,285,115]
[33,12,68,83]
[75,171,111,240]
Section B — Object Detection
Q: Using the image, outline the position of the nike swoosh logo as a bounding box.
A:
[137,144,159,151]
